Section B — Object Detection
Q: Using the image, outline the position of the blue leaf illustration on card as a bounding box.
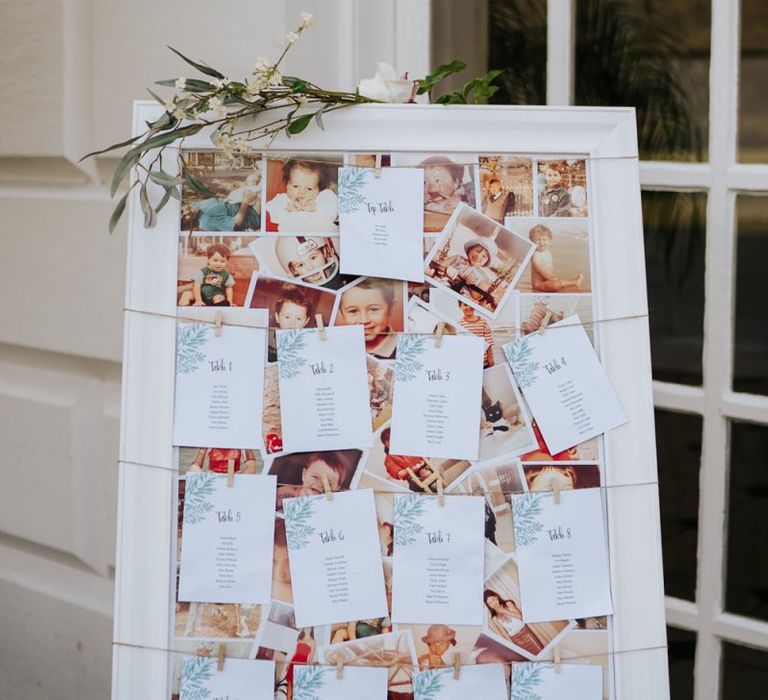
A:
[504,336,540,389]
[292,664,327,700]
[395,334,428,382]
[512,492,546,546]
[179,656,214,700]
[510,662,544,700]
[284,496,317,551]
[276,329,308,379]
[394,494,426,546]
[338,167,371,214]
[177,323,210,374]
[183,472,217,525]
[412,668,447,699]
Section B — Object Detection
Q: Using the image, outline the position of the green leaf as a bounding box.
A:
[286,114,312,135]
[139,185,156,228]
[167,46,225,79]
[183,171,216,197]
[146,88,167,106]
[156,78,214,93]
[290,78,309,93]
[434,69,504,105]
[80,133,144,161]
[149,170,183,187]
[108,191,130,234]
[314,105,328,131]
[416,59,467,95]
[155,186,175,213]
[110,151,142,198]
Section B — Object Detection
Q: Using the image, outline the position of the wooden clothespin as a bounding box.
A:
[227,458,235,488]
[453,654,461,680]
[217,643,226,671]
[315,313,326,341]
[434,321,445,348]
[214,310,223,337]
[550,477,561,505]
[538,310,552,335]
[374,153,383,178]
[321,473,333,501]
[336,656,344,679]
[553,644,561,673]
[436,476,445,507]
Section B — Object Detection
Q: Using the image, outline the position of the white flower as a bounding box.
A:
[286,31,299,44]
[266,69,283,88]
[208,96,226,118]
[213,77,232,89]
[300,12,314,29]
[175,78,186,90]
[254,56,271,72]
[173,107,187,121]
[357,63,414,103]
[163,98,176,113]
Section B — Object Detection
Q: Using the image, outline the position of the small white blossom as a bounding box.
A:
[267,69,283,87]
[173,107,187,121]
[300,12,314,29]
[254,56,271,72]
[357,63,415,103]
[286,31,299,44]
[175,78,186,90]
[213,77,232,89]
[163,98,176,113]
[208,96,226,118]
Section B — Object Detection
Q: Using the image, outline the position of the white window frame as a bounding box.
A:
[113,100,667,698]
[541,1,768,698]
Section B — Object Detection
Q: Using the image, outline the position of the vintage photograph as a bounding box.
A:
[391,152,478,232]
[368,356,394,432]
[483,559,572,659]
[249,234,356,291]
[244,273,337,363]
[268,449,365,511]
[318,630,418,667]
[478,364,537,464]
[519,293,594,342]
[406,623,482,670]
[506,219,591,294]
[536,158,589,218]
[406,297,463,338]
[262,365,283,455]
[272,518,293,604]
[177,446,261,476]
[522,420,600,463]
[253,600,314,666]
[345,153,392,168]
[523,463,602,492]
[180,151,262,232]
[332,277,406,360]
[264,154,342,233]
[177,235,258,307]
[425,203,535,318]
[479,155,534,220]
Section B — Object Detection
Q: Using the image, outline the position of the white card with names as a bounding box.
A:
[294,665,389,700]
[390,333,484,460]
[179,656,275,700]
[178,473,276,604]
[504,315,627,454]
[511,662,603,700]
[392,494,485,625]
[413,665,508,700]
[511,488,613,623]
[173,311,267,449]
[283,489,388,628]
[276,325,373,452]
[338,166,425,282]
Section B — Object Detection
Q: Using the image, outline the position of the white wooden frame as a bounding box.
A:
[113,100,668,699]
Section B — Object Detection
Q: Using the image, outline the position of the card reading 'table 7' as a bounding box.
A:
[276,325,373,452]
[390,333,485,461]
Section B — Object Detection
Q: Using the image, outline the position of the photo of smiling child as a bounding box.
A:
[178,242,238,307]
[425,204,535,318]
[265,156,341,232]
[334,277,405,359]
[537,158,588,218]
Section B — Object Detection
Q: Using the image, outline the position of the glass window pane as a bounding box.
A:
[655,410,701,602]
[733,195,768,395]
[721,642,768,699]
[575,0,710,161]
[667,626,696,700]
[643,191,706,385]
[738,0,768,162]
[726,420,768,622]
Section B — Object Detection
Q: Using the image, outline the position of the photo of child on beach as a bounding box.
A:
[392,153,478,232]
[264,155,342,232]
[519,294,594,343]
[333,277,405,360]
[425,203,535,318]
[180,151,262,232]
[177,235,258,307]
[479,155,533,220]
[505,219,591,294]
[537,158,588,218]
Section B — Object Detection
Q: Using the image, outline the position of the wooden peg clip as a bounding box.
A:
[436,476,445,507]
[214,310,223,337]
[550,477,561,505]
[374,153,383,178]
[321,473,333,501]
[434,321,445,348]
[453,654,461,680]
[217,643,226,671]
[336,656,344,679]
[553,644,561,673]
[538,310,552,335]
[227,458,235,488]
[315,313,326,341]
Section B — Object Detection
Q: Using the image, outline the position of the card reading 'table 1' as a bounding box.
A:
[276,325,373,452]
[390,333,485,461]
[504,314,627,454]
[283,489,388,628]
[511,487,613,623]
[338,166,425,283]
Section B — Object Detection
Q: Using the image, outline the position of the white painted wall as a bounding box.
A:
[0,1,429,698]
